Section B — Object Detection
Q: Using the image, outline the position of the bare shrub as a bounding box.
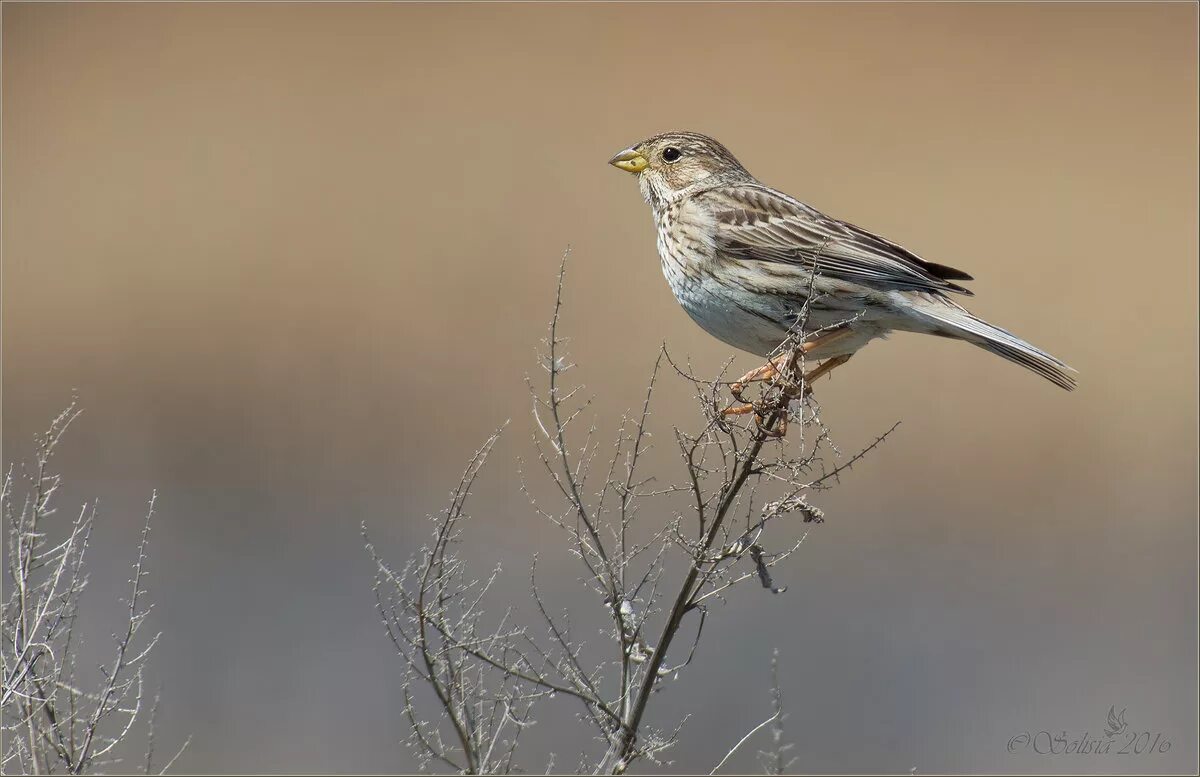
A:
[2,401,188,774]
[366,253,896,774]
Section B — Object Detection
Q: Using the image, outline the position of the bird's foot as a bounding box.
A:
[723,353,804,435]
[722,400,758,417]
[721,401,789,437]
[756,412,788,438]
[777,377,813,402]
[728,353,797,405]
[730,359,783,401]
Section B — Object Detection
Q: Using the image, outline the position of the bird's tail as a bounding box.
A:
[915,302,1078,391]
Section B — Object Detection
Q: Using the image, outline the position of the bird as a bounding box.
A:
[607,131,1076,416]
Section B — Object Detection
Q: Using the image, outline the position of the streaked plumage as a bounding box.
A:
[609,131,1077,391]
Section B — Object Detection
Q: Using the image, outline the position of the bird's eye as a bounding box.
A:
[662,147,682,163]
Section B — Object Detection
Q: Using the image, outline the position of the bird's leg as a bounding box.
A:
[748,351,855,438]
[751,356,852,438]
[772,326,857,398]
[724,326,855,421]
[725,355,785,417]
[785,354,853,400]
[806,353,852,383]
[725,344,815,417]
[729,355,788,403]
[755,411,789,439]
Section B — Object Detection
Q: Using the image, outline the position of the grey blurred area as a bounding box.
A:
[3,3,1196,773]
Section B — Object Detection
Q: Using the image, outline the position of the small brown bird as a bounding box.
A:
[608,131,1076,408]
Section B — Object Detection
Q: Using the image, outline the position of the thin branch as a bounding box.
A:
[710,711,779,774]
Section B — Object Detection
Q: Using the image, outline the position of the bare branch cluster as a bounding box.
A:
[367,252,896,774]
[2,400,188,774]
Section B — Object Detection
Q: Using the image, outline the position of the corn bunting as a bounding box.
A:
[608,131,1076,412]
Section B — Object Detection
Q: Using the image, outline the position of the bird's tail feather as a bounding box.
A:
[918,304,1077,391]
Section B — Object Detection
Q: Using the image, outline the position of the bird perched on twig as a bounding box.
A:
[608,131,1076,418]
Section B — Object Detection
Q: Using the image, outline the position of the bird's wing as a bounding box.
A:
[703,183,975,296]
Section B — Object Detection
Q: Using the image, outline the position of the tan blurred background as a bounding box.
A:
[3,3,1196,773]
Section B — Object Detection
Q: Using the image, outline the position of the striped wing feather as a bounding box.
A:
[706,183,975,296]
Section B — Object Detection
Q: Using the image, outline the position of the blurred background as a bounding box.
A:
[3,3,1196,773]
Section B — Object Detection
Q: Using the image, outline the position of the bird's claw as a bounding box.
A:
[755,412,788,438]
[722,395,793,438]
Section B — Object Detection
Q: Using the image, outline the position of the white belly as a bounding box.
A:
[665,265,789,356]
[660,250,888,360]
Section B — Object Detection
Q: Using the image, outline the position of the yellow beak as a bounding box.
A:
[608,147,648,174]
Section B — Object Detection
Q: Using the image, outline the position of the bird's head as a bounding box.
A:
[608,131,752,208]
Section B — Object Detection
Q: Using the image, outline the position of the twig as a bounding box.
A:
[709,711,779,774]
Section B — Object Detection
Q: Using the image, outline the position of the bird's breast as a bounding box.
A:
[653,212,793,358]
